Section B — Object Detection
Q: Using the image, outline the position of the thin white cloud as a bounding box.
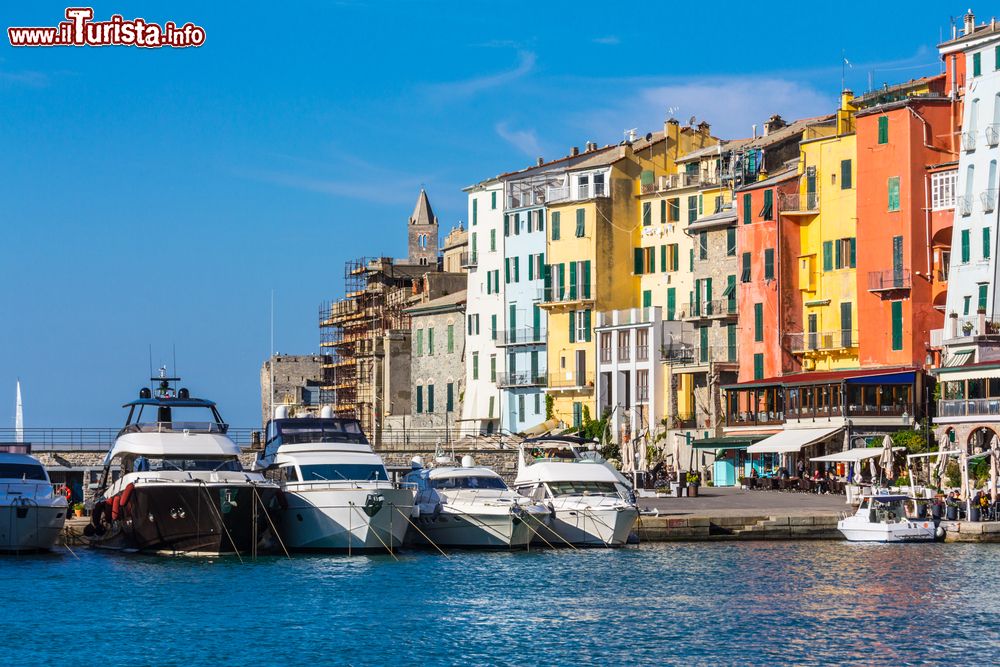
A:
[0,68,49,87]
[495,121,543,158]
[422,51,536,99]
[235,167,423,205]
[592,36,620,45]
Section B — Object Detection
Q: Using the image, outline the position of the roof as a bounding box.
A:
[735,166,798,192]
[687,206,737,231]
[104,431,241,463]
[404,289,467,315]
[691,435,766,450]
[939,19,1000,50]
[409,189,436,226]
[676,139,748,163]
[725,365,920,390]
[744,115,836,150]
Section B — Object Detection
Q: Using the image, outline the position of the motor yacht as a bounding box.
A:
[253,408,413,553]
[0,444,67,552]
[403,455,550,549]
[85,373,281,555]
[838,493,940,542]
[513,436,638,547]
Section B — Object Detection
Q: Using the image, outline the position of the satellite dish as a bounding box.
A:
[645,132,653,141]
[689,115,697,126]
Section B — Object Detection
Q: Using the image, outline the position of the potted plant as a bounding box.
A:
[945,498,960,521]
[962,321,974,336]
[686,471,700,498]
[72,502,84,518]
[930,496,943,520]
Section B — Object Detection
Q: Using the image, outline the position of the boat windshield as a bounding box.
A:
[529,447,579,462]
[430,475,507,490]
[132,456,242,473]
[0,463,47,481]
[299,463,387,482]
[126,406,227,434]
[547,481,619,497]
[271,419,367,445]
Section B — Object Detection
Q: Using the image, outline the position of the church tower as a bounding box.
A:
[407,188,439,266]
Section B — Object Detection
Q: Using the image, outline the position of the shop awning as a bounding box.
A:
[691,435,766,450]
[810,446,904,463]
[943,350,972,368]
[746,426,843,454]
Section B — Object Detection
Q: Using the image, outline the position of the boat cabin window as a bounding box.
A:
[126,405,227,434]
[429,475,507,490]
[547,481,619,497]
[130,456,242,473]
[529,447,578,461]
[280,465,299,482]
[870,499,905,523]
[0,462,48,481]
[267,419,367,445]
[299,463,387,482]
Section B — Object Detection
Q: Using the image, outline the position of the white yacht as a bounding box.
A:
[403,455,550,549]
[514,436,638,547]
[0,444,67,553]
[838,494,940,542]
[254,408,413,553]
[85,373,281,555]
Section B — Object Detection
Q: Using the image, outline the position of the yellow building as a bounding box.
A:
[785,92,858,372]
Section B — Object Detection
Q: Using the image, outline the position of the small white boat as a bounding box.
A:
[0,445,68,553]
[513,436,638,547]
[404,455,550,549]
[254,408,413,553]
[838,494,939,542]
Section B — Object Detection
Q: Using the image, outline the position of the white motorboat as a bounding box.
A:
[403,455,550,549]
[254,408,413,552]
[0,444,67,553]
[85,372,282,555]
[838,494,940,542]
[514,436,638,547]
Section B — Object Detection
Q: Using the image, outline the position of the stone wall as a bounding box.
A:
[260,354,328,424]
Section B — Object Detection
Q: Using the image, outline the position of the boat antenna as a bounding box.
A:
[269,289,275,427]
[172,344,177,382]
[148,344,154,392]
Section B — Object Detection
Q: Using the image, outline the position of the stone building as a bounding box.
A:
[441,223,468,273]
[259,354,328,425]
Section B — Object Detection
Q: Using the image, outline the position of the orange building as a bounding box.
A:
[853,75,959,368]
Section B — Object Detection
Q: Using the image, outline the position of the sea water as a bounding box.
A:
[3,542,999,666]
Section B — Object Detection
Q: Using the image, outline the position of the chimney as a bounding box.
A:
[697,121,711,136]
[763,114,786,136]
[965,9,975,36]
[585,141,597,152]
[752,124,758,139]
[536,157,544,166]
[571,146,580,156]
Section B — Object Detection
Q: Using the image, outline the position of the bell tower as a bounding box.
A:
[407,188,439,266]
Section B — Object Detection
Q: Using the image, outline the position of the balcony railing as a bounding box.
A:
[498,327,546,346]
[673,412,697,428]
[958,194,974,216]
[684,299,738,319]
[617,346,631,362]
[460,251,478,268]
[867,269,911,292]
[982,189,997,213]
[661,345,737,365]
[938,398,1000,418]
[726,411,784,427]
[496,371,547,388]
[664,172,701,190]
[546,185,569,203]
[779,192,819,214]
[962,130,977,152]
[599,348,612,363]
[576,182,608,200]
[987,124,1000,147]
[787,330,859,352]
[539,283,595,304]
[662,345,696,365]
[636,344,649,362]
[546,372,595,391]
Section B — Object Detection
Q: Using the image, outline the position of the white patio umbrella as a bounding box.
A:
[991,442,999,504]
[620,430,635,474]
[869,456,879,483]
[880,434,895,481]
[637,431,649,472]
[673,434,682,472]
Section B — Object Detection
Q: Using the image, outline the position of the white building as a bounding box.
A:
[460,179,505,435]
[940,12,1000,323]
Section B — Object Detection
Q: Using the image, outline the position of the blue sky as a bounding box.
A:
[0,1,965,427]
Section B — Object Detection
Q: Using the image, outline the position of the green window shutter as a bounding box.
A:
[634,248,644,275]
[672,244,679,271]
[660,199,667,224]
[698,194,703,215]
[984,227,992,259]
[576,208,585,237]
[754,303,763,342]
[974,52,982,77]
[835,239,843,269]
[472,199,478,226]
[428,328,434,354]
[996,45,1000,70]
[979,283,989,311]
[849,238,856,268]
[962,229,971,263]
[471,232,477,256]
[822,241,833,271]
[568,310,576,343]
[705,277,713,304]
[528,254,534,280]
[741,252,751,282]
[569,261,577,299]
[447,324,454,353]
[964,295,971,316]
[878,116,888,144]
[660,244,667,272]
[727,323,737,362]
[491,314,497,341]
[753,353,763,380]
[509,305,516,333]
[503,214,509,236]
[699,326,709,362]
[642,202,651,226]
[888,176,900,211]
[416,385,423,413]
[726,227,736,255]
[514,256,520,282]
[447,383,454,411]
[427,384,435,413]
[472,353,478,380]
[643,290,652,308]
[693,279,702,315]
[490,229,496,251]
[743,193,752,224]
[762,189,773,220]
[582,261,591,298]
[689,249,694,272]
[688,195,698,223]
[552,212,560,240]
[504,258,510,284]
[667,288,676,320]
[764,249,774,280]
[840,159,852,189]
[890,301,903,350]
[491,191,496,210]
[572,402,582,428]
[584,309,592,342]
[558,263,566,298]
[490,356,496,382]
[699,231,707,259]
[416,329,423,356]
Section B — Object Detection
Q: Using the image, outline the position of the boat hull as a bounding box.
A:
[279,488,413,552]
[411,508,542,549]
[541,505,637,547]
[0,503,67,553]
[838,518,937,542]
[89,482,280,555]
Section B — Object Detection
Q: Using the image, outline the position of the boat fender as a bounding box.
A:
[936,526,946,539]
[83,523,95,537]
[276,489,289,511]
[119,483,135,509]
[111,495,123,521]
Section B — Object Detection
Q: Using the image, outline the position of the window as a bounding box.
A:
[490,355,496,382]
[961,229,971,263]
[642,202,651,226]
[753,353,764,380]
[668,243,679,271]
[822,241,833,272]
[754,303,763,342]
[668,198,680,222]
[427,384,435,413]
[552,211,560,240]
[985,227,992,260]
[447,324,454,353]
[840,159,852,189]
[447,383,454,411]
[416,385,423,413]
[726,323,737,362]
[415,328,423,356]
[726,227,736,256]
[830,237,856,269]
[534,393,541,415]
[974,51,982,77]
[572,402,582,428]
[890,301,903,351]
[575,208,585,237]
[887,176,900,211]
[979,283,989,311]
[642,290,652,308]
[741,252,751,282]
[931,171,957,210]
[877,116,889,144]
[761,190,773,220]
[690,249,694,272]
[698,231,708,259]
[637,369,649,402]
[491,191,497,209]
[667,288,676,321]
[518,395,525,423]
[660,245,667,272]
[996,44,1000,70]
[699,326,709,363]
[427,327,434,355]
[490,229,496,251]
[472,198,478,226]
[472,352,479,380]
[491,314,497,341]
[742,193,752,224]
[688,195,698,223]
[660,199,667,224]
[964,295,971,316]
[488,396,495,419]
[764,249,774,280]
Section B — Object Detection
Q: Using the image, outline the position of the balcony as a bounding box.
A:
[662,172,701,190]
[636,345,649,362]
[672,412,697,428]
[599,348,612,363]
[497,327,546,347]
[938,398,1000,418]
[959,194,974,216]
[684,299,738,320]
[867,269,911,293]
[982,189,997,213]
[496,371,547,388]
[778,192,819,215]
[545,372,595,392]
[577,182,607,200]
[617,346,631,362]
[987,124,1000,147]
[539,283,595,306]
[661,345,737,366]
[787,330,859,353]
[726,410,784,427]
[460,251,478,268]
[962,130,977,152]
